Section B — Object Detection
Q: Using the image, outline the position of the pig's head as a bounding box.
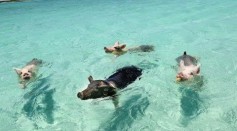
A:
[77,76,117,100]
[104,41,126,53]
[14,68,33,81]
[176,60,200,81]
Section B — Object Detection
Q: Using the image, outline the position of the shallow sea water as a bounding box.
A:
[0,0,237,130]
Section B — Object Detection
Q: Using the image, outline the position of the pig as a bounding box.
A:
[104,41,154,56]
[77,66,142,107]
[14,58,42,88]
[176,51,200,82]
[104,41,127,54]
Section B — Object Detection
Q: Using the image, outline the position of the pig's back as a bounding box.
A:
[27,58,43,66]
[106,66,142,89]
[176,52,197,66]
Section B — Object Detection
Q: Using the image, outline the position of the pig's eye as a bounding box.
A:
[190,72,194,75]
[28,70,32,73]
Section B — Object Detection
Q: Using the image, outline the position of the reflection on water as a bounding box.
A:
[179,76,206,126]
[178,76,205,91]
[99,94,149,131]
[22,75,55,127]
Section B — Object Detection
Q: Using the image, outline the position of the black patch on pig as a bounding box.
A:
[106,66,142,89]
[176,51,198,66]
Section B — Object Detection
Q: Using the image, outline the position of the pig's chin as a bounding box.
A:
[21,77,31,81]
[83,94,105,100]
[79,96,93,100]
[182,76,194,81]
[104,47,114,53]
[24,77,31,80]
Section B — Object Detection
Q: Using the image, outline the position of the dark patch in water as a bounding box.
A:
[138,60,159,71]
[180,88,201,117]
[22,75,55,125]
[99,94,149,131]
[179,76,206,127]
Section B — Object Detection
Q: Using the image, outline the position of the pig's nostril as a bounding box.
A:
[23,73,29,77]
[77,92,83,99]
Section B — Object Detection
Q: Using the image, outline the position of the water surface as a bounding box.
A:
[0,0,237,130]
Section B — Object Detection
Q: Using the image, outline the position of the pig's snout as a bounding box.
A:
[176,75,181,82]
[176,73,186,81]
[77,92,84,100]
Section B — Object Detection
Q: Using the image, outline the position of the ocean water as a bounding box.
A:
[0,0,237,130]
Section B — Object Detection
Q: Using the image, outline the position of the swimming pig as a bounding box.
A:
[104,41,126,54]
[176,51,200,82]
[14,58,42,88]
[77,66,142,107]
[104,41,154,56]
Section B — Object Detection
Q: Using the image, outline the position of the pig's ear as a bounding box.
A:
[88,76,94,83]
[114,41,120,46]
[120,44,126,49]
[179,60,185,68]
[14,68,22,75]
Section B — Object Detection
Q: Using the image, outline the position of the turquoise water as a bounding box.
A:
[1,0,237,130]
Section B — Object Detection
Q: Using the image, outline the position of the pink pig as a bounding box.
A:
[104,41,126,53]
[176,51,200,81]
[104,41,154,56]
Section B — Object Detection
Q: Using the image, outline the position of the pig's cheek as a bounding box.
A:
[183,75,188,80]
